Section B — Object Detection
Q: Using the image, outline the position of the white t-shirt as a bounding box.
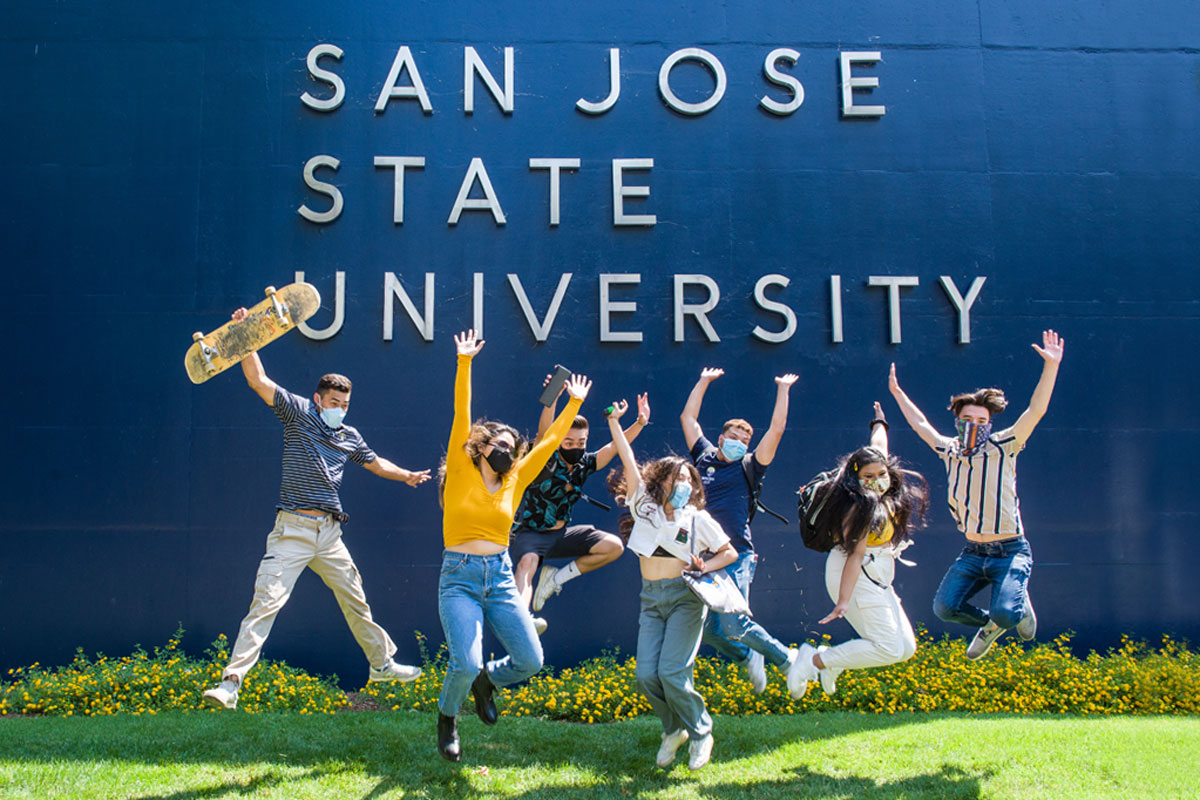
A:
[626,481,731,561]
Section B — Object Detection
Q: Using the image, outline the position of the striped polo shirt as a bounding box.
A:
[273,388,376,515]
[934,429,1025,538]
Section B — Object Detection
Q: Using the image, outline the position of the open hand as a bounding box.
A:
[637,393,651,425]
[565,374,592,401]
[888,363,900,395]
[775,373,799,389]
[1032,329,1064,364]
[606,399,629,420]
[818,602,849,625]
[403,469,432,487]
[454,329,485,357]
[700,367,724,382]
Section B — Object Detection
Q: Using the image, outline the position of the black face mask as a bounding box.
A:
[485,446,514,474]
[559,447,586,465]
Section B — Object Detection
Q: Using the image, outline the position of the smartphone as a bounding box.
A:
[538,364,572,407]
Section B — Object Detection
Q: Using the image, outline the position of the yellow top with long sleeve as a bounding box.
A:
[442,354,583,548]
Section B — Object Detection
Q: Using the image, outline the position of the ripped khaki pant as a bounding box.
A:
[223,510,396,684]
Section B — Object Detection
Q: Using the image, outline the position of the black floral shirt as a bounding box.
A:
[513,450,600,531]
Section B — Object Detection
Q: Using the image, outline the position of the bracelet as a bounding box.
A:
[870,418,889,431]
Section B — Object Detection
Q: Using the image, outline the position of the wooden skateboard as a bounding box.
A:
[185,283,322,384]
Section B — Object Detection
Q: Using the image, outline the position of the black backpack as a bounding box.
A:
[741,455,789,525]
[796,470,840,552]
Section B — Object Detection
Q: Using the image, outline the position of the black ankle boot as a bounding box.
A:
[437,713,461,762]
[471,669,498,725]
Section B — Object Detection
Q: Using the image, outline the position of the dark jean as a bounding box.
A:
[701,549,792,668]
[932,536,1033,630]
[437,550,543,716]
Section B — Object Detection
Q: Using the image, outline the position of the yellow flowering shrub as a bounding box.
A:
[4,628,1197,719]
[0,628,347,717]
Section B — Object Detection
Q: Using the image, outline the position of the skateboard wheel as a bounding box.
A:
[193,331,204,342]
[264,286,277,296]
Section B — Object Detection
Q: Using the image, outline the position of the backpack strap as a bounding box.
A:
[742,454,789,524]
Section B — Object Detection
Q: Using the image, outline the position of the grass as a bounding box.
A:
[2,711,1198,799]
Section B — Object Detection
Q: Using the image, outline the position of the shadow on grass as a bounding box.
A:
[0,711,982,800]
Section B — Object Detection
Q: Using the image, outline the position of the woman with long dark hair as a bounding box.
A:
[788,402,929,699]
[435,330,591,762]
[606,400,737,771]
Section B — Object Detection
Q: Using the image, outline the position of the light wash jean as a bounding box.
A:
[702,549,792,668]
[637,576,713,739]
[437,550,543,717]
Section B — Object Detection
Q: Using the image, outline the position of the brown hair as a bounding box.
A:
[640,456,706,510]
[605,467,633,542]
[317,374,352,395]
[948,388,1008,418]
[570,415,589,430]
[436,419,530,507]
[722,418,754,438]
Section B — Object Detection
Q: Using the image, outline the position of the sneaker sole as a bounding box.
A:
[532,566,557,612]
[202,693,235,710]
[369,669,422,683]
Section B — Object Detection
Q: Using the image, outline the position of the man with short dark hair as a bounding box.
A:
[680,367,802,694]
[889,330,1064,660]
[514,377,650,634]
[203,308,431,710]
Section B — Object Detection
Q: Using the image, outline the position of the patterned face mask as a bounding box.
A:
[955,419,992,455]
[861,474,891,495]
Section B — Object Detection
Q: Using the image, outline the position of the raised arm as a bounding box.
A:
[232,308,277,405]
[680,368,722,450]
[533,372,565,445]
[870,401,889,456]
[1008,329,1065,446]
[888,363,950,451]
[363,456,432,487]
[594,392,650,469]
[605,400,642,498]
[449,330,485,457]
[516,374,590,487]
[754,373,798,466]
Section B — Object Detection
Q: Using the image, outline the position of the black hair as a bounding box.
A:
[809,446,929,554]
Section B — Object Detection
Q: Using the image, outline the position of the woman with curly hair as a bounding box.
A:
[606,400,737,771]
[788,402,929,700]
[435,330,591,762]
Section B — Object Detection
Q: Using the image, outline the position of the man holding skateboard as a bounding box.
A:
[203,308,431,710]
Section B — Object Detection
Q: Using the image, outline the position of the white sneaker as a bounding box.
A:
[368,660,422,683]
[746,651,767,694]
[532,616,549,636]
[656,728,689,767]
[202,679,239,710]
[687,733,714,771]
[1016,596,1037,641]
[531,565,562,612]
[786,643,817,699]
[815,645,842,696]
[966,621,1006,660]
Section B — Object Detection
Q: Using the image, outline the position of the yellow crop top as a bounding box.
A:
[442,354,583,548]
[866,516,895,546]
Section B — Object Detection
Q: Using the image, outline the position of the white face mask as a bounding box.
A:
[320,405,347,429]
[861,474,891,495]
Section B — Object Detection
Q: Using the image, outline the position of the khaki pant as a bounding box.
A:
[223,510,396,683]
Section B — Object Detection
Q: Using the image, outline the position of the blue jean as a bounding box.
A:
[637,577,712,738]
[701,549,792,668]
[932,537,1033,630]
[437,550,543,717]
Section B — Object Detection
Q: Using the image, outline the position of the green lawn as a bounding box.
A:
[2,711,1197,799]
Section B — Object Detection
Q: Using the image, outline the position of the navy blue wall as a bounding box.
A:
[4,2,1198,686]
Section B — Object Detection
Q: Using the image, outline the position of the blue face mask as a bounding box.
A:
[720,437,748,461]
[668,481,693,509]
[320,405,347,429]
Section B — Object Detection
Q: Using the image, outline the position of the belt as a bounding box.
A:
[284,509,349,524]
